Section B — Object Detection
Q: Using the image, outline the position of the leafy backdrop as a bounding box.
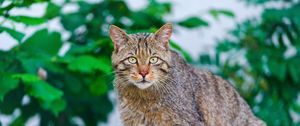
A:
[199,0,300,125]
[1,0,299,126]
[0,0,231,125]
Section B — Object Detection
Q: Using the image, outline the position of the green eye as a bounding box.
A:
[149,57,158,64]
[128,57,137,64]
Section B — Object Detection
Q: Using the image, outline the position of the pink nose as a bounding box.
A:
[138,65,149,77]
[139,71,149,77]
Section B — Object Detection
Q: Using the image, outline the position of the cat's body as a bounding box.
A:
[110,23,266,126]
[115,51,264,126]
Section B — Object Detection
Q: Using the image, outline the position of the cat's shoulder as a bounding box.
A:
[192,67,213,77]
[169,50,215,77]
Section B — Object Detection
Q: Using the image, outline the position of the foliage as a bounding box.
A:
[199,1,300,125]
[0,0,231,125]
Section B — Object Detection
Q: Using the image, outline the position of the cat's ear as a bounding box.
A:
[109,25,128,51]
[154,23,173,49]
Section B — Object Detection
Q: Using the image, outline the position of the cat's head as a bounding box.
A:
[110,23,173,90]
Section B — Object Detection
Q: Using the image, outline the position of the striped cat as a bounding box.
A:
[110,23,266,126]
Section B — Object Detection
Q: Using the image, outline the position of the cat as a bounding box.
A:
[109,23,266,126]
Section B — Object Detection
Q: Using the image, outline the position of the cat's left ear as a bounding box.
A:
[154,23,173,49]
[109,25,128,51]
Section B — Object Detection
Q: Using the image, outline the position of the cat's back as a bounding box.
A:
[170,51,265,126]
[190,66,265,126]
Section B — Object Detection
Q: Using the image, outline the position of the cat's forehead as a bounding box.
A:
[129,33,154,42]
[123,32,168,54]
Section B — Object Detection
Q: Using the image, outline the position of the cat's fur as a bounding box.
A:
[110,23,266,126]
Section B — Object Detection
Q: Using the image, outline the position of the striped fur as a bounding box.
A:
[110,23,266,126]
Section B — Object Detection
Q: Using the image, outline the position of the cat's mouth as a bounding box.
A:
[134,80,153,89]
[138,79,149,83]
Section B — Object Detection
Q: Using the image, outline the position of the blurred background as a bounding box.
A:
[0,0,300,126]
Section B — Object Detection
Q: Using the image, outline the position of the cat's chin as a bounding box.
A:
[133,82,153,90]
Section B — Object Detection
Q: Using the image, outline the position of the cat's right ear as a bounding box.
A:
[109,25,128,51]
[154,23,172,50]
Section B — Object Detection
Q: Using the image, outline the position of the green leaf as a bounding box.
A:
[67,42,100,55]
[288,60,300,83]
[209,9,235,20]
[199,54,211,64]
[67,55,112,73]
[64,74,82,93]
[9,16,46,26]
[13,75,63,103]
[9,116,25,126]
[21,29,62,56]
[25,81,63,102]
[106,1,130,19]
[41,98,66,116]
[292,102,300,113]
[216,40,239,52]
[178,17,209,28]
[12,74,40,83]
[89,78,108,96]
[61,13,86,31]
[145,1,171,17]
[0,73,19,101]
[21,57,63,75]
[268,60,286,81]
[78,1,94,14]
[0,26,25,43]
[44,2,61,19]
[0,87,23,115]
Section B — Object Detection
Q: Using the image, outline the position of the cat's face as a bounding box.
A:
[110,23,172,90]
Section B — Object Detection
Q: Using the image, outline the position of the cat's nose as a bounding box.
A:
[139,71,149,78]
[138,65,149,78]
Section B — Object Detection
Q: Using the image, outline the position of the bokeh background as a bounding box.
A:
[0,0,300,126]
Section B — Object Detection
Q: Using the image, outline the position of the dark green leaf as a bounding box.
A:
[267,60,286,81]
[0,73,19,101]
[178,17,209,28]
[44,2,61,19]
[9,116,25,126]
[106,1,130,19]
[67,55,112,73]
[0,86,23,115]
[78,1,94,14]
[145,1,171,17]
[288,60,300,83]
[64,74,82,93]
[21,29,62,56]
[199,54,211,64]
[209,9,235,20]
[41,98,66,116]
[13,74,63,103]
[0,26,25,43]
[25,81,63,102]
[9,16,46,26]
[89,78,108,96]
[216,40,239,52]
[292,101,300,113]
[61,13,85,31]
[12,74,40,83]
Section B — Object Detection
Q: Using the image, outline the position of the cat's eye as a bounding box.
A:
[128,57,137,64]
[149,57,158,64]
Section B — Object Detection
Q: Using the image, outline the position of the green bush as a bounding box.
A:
[199,1,300,125]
